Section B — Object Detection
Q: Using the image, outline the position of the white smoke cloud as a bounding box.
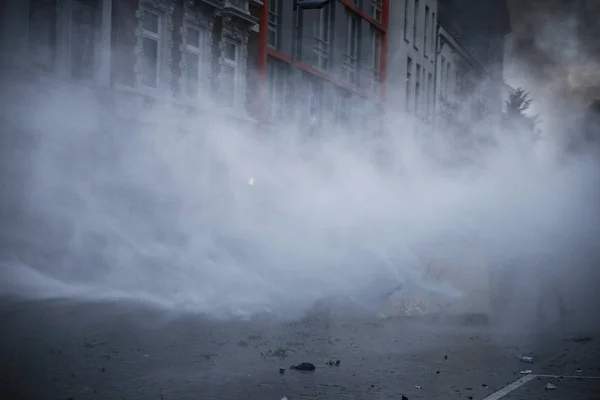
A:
[1,57,599,330]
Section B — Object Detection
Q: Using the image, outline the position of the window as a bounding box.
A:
[184,26,206,98]
[455,70,462,97]
[424,6,429,57]
[312,5,331,71]
[371,28,381,91]
[267,59,288,121]
[344,10,359,84]
[70,0,98,81]
[440,56,447,93]
[308,78,324,126]
[427,72,433,119]
[406,57,412,112]
[370,0,382,22]
[431,12,436,56]
[221,40,239,106]
[141,9,161,88]
[268,0,280,48]
[446,61,451,93]
[415,63,421,115]
[403,0,409,41]
[413,0,419,46]
[28,0,59,71]
[336,90,351,124]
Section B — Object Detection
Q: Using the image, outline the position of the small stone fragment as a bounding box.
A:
[290,362,315,371]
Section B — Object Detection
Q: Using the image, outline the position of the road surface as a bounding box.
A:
[1,297,598,399]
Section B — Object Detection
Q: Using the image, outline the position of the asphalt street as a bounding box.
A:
[0,297,598,400]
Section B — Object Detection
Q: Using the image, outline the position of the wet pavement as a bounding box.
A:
[0,297,598,400]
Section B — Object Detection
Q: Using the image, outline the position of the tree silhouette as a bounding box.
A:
[503,87,540,137]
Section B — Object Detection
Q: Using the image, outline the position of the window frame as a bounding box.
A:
[312,5,331,72]
[139,8,163,90]
[343,9,360,84]
[182,24,208,100]
[267,0,281,49]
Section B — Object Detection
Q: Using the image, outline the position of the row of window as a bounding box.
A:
[403,0,436,58]
[25,0,248,109]
[268,0,383,91]
[406,56,434,121]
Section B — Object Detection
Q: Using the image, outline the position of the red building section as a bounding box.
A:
[256,0,390,124]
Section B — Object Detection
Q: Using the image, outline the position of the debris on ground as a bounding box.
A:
[576,368,583,373]
[401,395,408,400]
[281,397,288,400]
[518,355,534,363]
[545,382,557,391]
[566,336,593,343]
[415,385,422,389]
[262,348,291,359]
[326,359,341,366]
[444,355,448,360]
[279,367,285,374]
[290,362,315,371]
[520,370,532,374]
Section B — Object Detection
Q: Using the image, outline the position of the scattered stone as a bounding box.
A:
[279,368,285,374]
[545,383,557,391]
[401,396,408,400]
[436,371,440,374]
[520,370,532,374]
[576,368,583,373]
[326,359,341,366]
[519,356,534,363]
[98,366,105,373]
[290,362,315,371]
[482,384,488,387]
[444,355,448,360]
[415,385,422,389]
[281,397,288,400]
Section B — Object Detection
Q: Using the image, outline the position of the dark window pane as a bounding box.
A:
[224,42,236,61]
[70,0,97,80]
[268,29,276,47]
[142,37,158,87]
[186,52,200,97]
[221,64,235,105]
[29,0,58,70]
[143,10,159,33]
[187,28,200,48]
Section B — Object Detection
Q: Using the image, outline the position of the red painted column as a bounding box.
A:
[257,0,270,124]
[380,0,389,103]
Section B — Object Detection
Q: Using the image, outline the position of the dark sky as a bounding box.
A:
[505,0,600,109]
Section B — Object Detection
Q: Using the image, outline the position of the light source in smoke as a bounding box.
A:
[248,177,255,185]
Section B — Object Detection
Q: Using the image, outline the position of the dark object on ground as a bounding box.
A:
[444,355,448,360]
[401,395,408,400]
[290,362,315,371]
[326,359,340,366]
[279,367,285,374]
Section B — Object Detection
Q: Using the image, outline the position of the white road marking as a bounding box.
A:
[536,374,600,379]
[480,374,537,400]
[481,374,600,400]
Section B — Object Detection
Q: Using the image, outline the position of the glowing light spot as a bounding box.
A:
[248,177,255,185]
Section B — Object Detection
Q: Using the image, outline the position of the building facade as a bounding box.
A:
[0,0,510,319]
